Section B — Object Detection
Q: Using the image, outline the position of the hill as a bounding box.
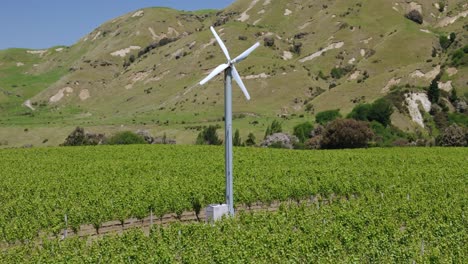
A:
[0,0,467,147]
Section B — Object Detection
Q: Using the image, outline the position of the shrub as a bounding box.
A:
[107,131,147,145]
[448,112,468,127]
[309,125,325,138]
[321,119,374,149]
[437,2,445,12]
[233,129,242,146]
[450,32,456,42]
[264,120,282,138]
[347,104,371,121]
[196,125,222,145]
[434,111,449,130]
[439,35,453,50]
[305,103,315,113]
[368,98,394,127]
[449,89,458,103]
[347,98,393,126]
[370,121,412,147]
[436,124,467,146]
[330,67,346,79]
[317,70,328,80]
[451,49,464,66]
[454,100,468,114]
[62,127,86,146]
[290,42,302,54]
[294,32,308,39]
[125,37,178,67]
[405,10,423,24]
[450,45,468,66]
[62,127,106,146]
[315,109,342,125]
[305,136,322,149]
[293,122,314,143]
[245,133,256,146]
[428,74,441,103]
[86,133,107,145]
[264,37,275,47]
[385,88,407,114]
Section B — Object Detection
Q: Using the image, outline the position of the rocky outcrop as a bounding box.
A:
[261,133,298,149]
[405,93,431,128]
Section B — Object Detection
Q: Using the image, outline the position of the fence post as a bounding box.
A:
[150,210,153,226]
[64,214,68,238]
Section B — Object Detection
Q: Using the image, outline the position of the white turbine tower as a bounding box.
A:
[200,26,260,216]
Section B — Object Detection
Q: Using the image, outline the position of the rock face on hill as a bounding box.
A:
[0,0,467,144]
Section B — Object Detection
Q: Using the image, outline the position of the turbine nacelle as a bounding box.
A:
[199,26,260,101]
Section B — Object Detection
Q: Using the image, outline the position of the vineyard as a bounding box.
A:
[0,145,467,262]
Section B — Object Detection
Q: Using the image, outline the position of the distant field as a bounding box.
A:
[0,146,466,261]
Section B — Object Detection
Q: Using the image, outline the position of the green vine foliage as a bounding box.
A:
[0,146,466,262]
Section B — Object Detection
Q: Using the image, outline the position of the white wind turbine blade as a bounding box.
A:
[210,26,231,61]
[199,63,230,85]
[232,66,251,100]
[231,42,260,64]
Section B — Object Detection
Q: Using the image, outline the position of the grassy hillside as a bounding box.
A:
[0,0,467,147]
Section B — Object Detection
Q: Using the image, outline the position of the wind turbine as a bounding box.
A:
[200,26,260,216]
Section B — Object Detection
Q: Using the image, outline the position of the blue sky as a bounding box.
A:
[0,1,235,50]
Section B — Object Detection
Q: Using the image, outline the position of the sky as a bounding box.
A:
[0,0,236,50]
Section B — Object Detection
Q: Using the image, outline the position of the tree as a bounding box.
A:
[245,133,256,146]
[62,127,106,146]
[428,75,441,103]
[293,122,314,143]
[265,120,282,138]
[368,98,394,127]
[196,125,222,145]
[315,109,342,125]
[62,127,86,146]
[107,131,147,145]
[321,119,374,149]
[347,104,371,121]
[348,99,394,127]
[233,129,242,146]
